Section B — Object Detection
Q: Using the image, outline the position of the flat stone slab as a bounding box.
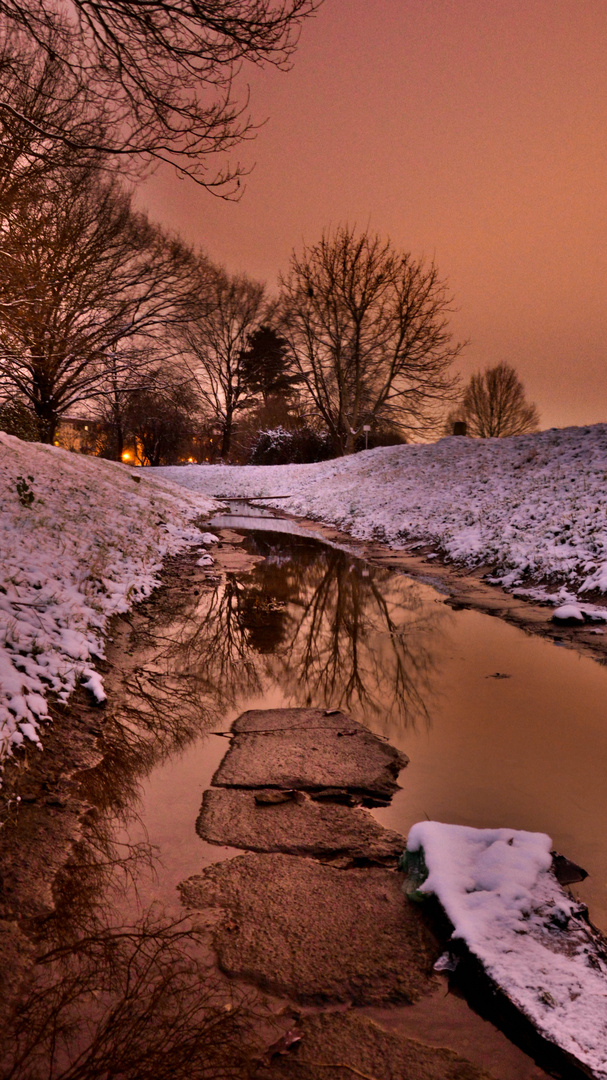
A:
[179,852,439,1005]
[197,788,406,863]
[255,1011,495,1080]
[232,708,360,733]
[213,708,408,798]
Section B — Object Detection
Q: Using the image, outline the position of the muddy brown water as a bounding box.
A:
[9,502,607,1079]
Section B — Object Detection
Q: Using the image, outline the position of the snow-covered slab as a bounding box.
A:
[0,435,219,763]
[404,821,607,1079]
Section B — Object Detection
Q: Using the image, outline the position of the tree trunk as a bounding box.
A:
[221,413,232,457]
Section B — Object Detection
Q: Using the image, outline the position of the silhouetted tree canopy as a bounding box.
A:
[239,324,301,403]
[447,362,540,438]
[124,371,201,465]
[181,265,266,457]
[279,226,462,455]
[0,0,320,187]
[0,166,199,441]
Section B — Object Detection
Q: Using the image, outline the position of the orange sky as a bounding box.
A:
[138,0,607,431]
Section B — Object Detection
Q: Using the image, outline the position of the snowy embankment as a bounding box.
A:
[157,424,607,611]
[405,822,607,1079]
[0,434,219,762]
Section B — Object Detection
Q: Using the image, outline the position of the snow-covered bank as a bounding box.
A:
[157,424,607,609]
[0,435,218,762]
[405,821,607,1079]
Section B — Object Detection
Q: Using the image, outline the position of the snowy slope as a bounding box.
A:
[0,435,218,762]
[157,424,607,605]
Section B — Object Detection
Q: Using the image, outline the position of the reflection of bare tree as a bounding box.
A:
[242,534,447,734]
[99,534,445,758]
[79,572,268,824]
[0,559,267,1080]
[4,908,256,1080]
[1,536,449,1079]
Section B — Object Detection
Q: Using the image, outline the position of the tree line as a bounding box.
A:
[0,181,469,464]
[0,0,539,462]
[0,176,540,462]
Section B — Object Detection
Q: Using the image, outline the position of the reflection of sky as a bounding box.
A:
[144,526,607,933]
[56,525,607,946]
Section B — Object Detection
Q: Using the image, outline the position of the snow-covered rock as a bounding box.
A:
[405,821,607,1079]
[552,603,585,623]
[0,435,219,763]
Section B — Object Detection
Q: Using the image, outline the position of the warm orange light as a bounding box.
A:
[122,451,131,461]
[188,457,195,463]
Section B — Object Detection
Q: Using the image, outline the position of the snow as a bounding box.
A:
[406,821,607,1078]
[0,434,219,764]
[156,424,607,609]
[552,603,585,622]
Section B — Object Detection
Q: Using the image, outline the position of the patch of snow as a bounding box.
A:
[552,603,585,623]
[0,434,219,765]
[156,424,607,604]
[406,821,607,1079]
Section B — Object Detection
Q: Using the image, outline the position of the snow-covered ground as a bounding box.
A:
[406,821,607,1078]
[0,435,218,764]
[157,424,607,612]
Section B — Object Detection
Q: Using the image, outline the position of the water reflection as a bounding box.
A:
[5,901,255,1080]
[201,531,449,733]
[2,566,261,1080]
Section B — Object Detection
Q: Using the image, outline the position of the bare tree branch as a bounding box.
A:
[0,0,322,188]
[0,165,200,440]
[181,263,266,457]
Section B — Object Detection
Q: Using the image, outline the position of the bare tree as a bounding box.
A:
[0,0,320,188]
[124,370,202,466]
[181,265,265,457]
[447,362,540,438]
[0,30,111,216]
[279,226,463,455]
[0,166,199,442]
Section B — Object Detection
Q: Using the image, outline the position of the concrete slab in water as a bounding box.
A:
[179,852,439,1005]
[255,1011,495,1080]
[213,709,408,798]
[232,707,359,733]
[197,788,406,863]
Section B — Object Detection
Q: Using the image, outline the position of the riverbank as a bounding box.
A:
[0,433,219,762]
[157,423,607,617]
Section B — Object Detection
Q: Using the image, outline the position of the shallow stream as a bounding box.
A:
[13,502,607,1080]
[134,503,607,934]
